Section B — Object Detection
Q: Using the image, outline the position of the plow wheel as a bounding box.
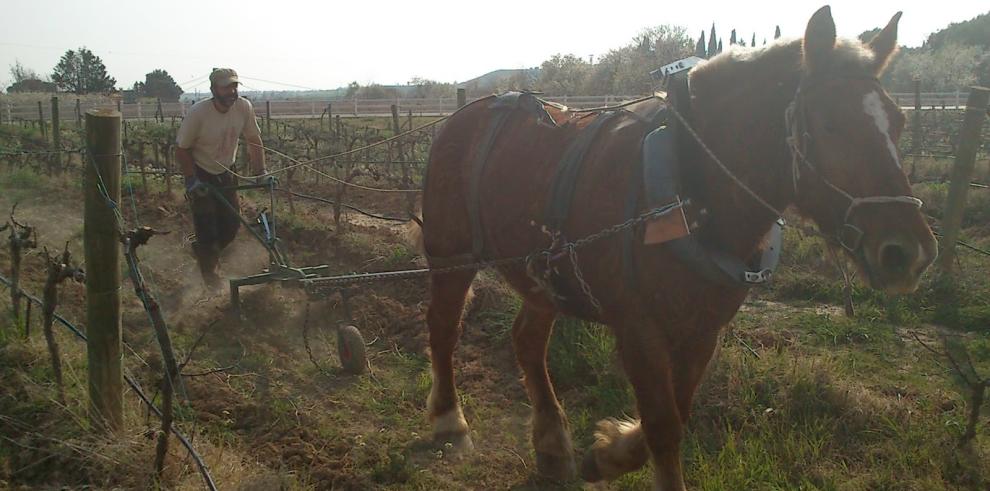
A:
[336,324,367,374]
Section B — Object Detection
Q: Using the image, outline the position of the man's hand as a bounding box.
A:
[255,172,277,187]
[184,175,208,197]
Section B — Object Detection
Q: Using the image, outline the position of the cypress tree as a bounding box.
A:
[707,24,718,59]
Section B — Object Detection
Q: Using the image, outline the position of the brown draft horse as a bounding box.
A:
[419,6,937,490]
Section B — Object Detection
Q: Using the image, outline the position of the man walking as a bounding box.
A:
[176,68,267,290]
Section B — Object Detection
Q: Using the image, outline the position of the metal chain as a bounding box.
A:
[301,301,336,378]
[304,203,679,295]
[566,244,603,315]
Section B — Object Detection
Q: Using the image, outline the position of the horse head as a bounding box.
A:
[789,6,937,294]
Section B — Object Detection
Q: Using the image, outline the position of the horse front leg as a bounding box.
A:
[626,341,687,491]
[582,324,723,490]
[581,326,686,491]
[511,303,576,481]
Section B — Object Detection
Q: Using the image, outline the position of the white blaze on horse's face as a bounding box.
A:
[863,90,901,168]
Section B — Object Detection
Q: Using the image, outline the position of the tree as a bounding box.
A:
[408,77,454,98]
[538,53,589,95]
[345,81,360,99]
[774,25,781,39]
[858,28,882,44]
[356,83,397,99]
[924,12,990,50]
[580,25,693,94]
[10,60,40,84]
[707,24,718,59]
[133,69,183,102]
[7,79,56,93]
[51,47,116,94]
[886,43,986,92]
[6,61,56,93]
[696,31,707,58]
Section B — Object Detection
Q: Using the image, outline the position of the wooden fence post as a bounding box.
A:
[37,100,47,139]
[327,103,333,134]
[84,108,123,432]
[457,88,466,108]
[76,98,82,128]
[51,96,61,175]
[911,78,921,178]
[265,100,271,136]
[936,86,990,273]
[164,143,173,196]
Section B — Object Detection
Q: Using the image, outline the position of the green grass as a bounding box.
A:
[1,131,988,489]
[682,338,987,490]
[547,319,635,449]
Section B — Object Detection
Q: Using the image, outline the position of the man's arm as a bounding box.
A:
[246,133,266,175]
[176,147,196,179]
[175,106,199,180]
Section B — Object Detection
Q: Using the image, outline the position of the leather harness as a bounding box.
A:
[426,86,784,310]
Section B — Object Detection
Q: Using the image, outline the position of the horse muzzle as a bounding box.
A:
[862,233,938,294]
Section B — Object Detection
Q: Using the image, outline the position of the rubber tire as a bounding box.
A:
[337,324,367,374]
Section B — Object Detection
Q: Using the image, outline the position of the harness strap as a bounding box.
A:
[844,196,923,223]
[639,73,785,287]
[466,92,531,260]
[544,111,624,231]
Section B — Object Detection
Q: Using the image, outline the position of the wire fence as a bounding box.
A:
[1,85,988,490]
[0,91,978,124]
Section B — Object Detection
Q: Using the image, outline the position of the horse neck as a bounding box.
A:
[687,47,803,258]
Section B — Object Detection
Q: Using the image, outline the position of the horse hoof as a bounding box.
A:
[536,451,577,482]
[435,431,474,458]
[580,449,603,483]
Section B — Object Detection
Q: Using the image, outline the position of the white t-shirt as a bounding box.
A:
[176,97,262,175]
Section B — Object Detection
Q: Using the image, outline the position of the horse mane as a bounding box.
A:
[693,37,882,84]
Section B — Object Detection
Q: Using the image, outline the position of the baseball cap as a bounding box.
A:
[209,68,239,87]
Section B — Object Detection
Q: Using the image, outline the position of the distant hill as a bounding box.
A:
[924,11,990,49]
[459,68,539,95]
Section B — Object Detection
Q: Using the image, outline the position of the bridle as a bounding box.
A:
[783,76,922,253]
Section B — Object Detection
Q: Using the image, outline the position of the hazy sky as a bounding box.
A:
[1,0,985,93]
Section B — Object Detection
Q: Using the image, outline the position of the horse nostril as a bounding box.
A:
[880,243,910,273]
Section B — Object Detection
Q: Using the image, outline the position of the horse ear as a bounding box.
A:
[803,6,836,73]
[867,12,902,75]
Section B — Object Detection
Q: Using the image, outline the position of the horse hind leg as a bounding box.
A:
[511,303,576,481]
[426,268,477,454]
